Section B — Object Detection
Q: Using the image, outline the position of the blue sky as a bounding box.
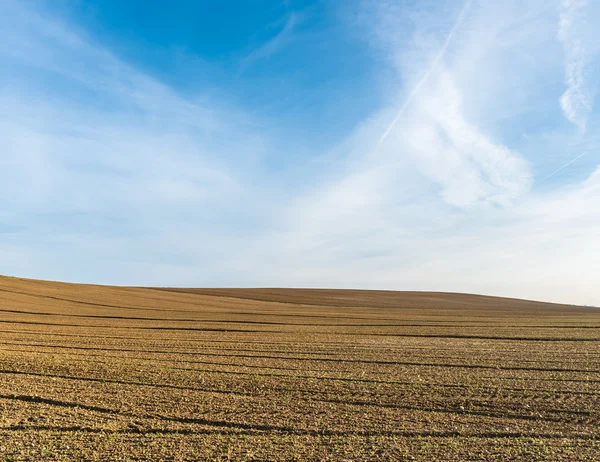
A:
[1,0,599,305]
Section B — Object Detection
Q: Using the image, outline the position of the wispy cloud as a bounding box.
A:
[403,72,532,208]
[0,0,282,284]
[362,0,533,208]
[227,0,600,305]
[373,0,473,153]
[1,0,600,305]
[558,0,600,131]
[241,12,299,69]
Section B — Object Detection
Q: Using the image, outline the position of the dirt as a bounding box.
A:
[0,275,599,461]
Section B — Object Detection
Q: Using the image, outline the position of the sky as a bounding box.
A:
[1,0,599,306]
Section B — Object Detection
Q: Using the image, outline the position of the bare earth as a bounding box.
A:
[0,276,599,461]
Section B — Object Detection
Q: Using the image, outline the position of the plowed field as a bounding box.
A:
[0,276,599,460]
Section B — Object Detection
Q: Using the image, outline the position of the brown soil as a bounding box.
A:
[0,276,599,461]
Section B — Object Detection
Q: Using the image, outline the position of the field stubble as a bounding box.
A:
[0,277,599,460]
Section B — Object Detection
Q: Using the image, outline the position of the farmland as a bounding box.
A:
[0,276,599,461]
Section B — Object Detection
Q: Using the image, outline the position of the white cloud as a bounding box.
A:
[225,0,600,306]
[403,72,532,208]
[0,0,282,283]
[241,12,299,69]
[1,0,600,306]
[558,0,600,131]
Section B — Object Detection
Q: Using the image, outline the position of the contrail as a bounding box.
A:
[373,0,473,154]
[541,151,587,182]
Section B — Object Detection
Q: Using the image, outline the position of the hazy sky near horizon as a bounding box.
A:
[1,0,599,305]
